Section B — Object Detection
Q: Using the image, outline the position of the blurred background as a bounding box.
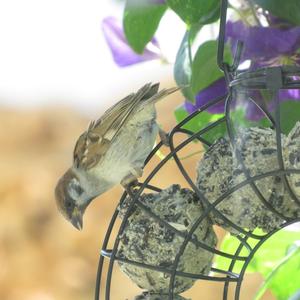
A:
[0,0,289,299]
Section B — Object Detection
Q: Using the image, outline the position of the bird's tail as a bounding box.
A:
[152,86,181,103]
[140,82,182,105]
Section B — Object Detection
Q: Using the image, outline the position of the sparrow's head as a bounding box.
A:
[55,168,93,230]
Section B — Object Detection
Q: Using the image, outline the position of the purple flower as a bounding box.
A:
[102,16,161,67]
[184,78,227,114]
[184,77,300,121]
[225,20,300,119]
[183,20,300,121]
[226,20,300,67]
[245,89,300,120]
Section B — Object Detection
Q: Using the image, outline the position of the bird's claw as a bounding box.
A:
[159,128,170,147]
[121,174,139,196]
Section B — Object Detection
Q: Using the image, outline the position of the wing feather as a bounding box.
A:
[73,83,179,170]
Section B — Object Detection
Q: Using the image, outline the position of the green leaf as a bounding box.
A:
[174,106,226,145]
[254,0,300,25]
[228,108,271,132]
[216,228,300,276]
[174,31,196,103]
[191,40,232,94]
[188,22,203,45]
[198,3,221,25]
[255,245,300,300]
[250,229,300,276]
[229,100,300,134]
[215,229,265,274]
[123,0,167,54]
[166,0,220,26]
[280,101,300,134]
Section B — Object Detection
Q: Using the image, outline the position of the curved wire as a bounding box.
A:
[94,0,300,298]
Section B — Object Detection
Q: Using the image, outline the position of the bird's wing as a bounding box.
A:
[73,83,178,170]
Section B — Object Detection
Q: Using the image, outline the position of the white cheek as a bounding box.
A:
[76,195,87,206]
[70,189,88,206]
[69,188,80,201]
[68,178,86,203]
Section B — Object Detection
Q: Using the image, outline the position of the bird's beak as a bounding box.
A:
[71,207,83,230]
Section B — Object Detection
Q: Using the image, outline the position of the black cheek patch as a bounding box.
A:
[69,179,84,196]
[73,184,84,195]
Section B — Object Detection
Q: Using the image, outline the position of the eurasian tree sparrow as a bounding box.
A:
[55,83,179,230]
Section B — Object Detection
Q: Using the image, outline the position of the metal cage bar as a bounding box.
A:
[94,0,300,299]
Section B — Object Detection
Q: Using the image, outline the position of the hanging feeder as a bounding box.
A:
[94,0,300,299]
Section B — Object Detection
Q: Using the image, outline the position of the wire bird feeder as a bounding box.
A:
[94,0,300,299]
